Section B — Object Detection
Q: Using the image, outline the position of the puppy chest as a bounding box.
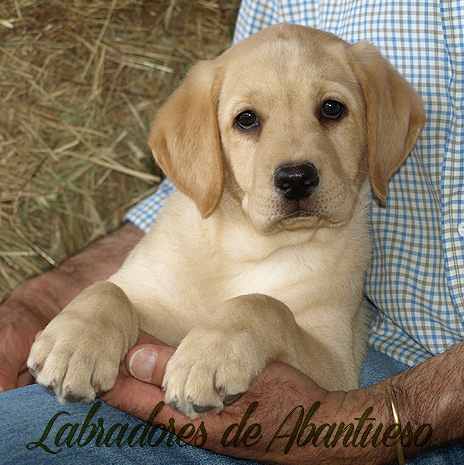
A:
[220,248,332,304]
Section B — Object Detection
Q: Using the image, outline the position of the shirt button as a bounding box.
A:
[459,223,464,237]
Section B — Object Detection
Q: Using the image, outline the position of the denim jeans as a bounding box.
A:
[0,347,462,464]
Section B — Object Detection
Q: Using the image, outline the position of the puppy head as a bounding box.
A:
[149,24,425,232]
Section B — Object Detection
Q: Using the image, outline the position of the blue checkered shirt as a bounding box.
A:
[126,0,464,367]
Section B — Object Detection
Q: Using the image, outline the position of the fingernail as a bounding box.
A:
[129,348,157,381]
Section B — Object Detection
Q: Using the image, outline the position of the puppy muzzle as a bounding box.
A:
[274,163,320,217]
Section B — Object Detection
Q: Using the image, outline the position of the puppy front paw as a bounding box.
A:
[27,316,122,404]
[27,281,138,403]
[162,327,265,419]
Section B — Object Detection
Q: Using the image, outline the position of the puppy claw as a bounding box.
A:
[94,385,107,397]
[192,404,215,414]
[41,384,56,396]
[169,401,183,412]
[223,393,243,405]
[63,392,87,403]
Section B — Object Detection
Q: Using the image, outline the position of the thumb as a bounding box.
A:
[126,344,175,386]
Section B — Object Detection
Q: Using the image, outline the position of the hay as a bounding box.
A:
[0,0,239,300]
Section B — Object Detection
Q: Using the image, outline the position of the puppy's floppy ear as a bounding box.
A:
[349,42,426,202]
[149,60,223,218]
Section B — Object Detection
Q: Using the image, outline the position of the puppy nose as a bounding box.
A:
[274,163,319,200]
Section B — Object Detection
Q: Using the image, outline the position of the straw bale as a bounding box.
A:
[0,0,239,300]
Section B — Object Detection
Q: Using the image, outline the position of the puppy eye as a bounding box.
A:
[321,100,345,119]
[236,111,259,130]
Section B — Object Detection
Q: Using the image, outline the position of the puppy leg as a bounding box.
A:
[162,294,306,419]
[27,281,138,404]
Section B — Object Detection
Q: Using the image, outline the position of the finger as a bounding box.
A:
[126,344,175,386]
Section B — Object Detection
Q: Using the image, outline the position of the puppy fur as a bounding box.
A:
[28,24,425,418]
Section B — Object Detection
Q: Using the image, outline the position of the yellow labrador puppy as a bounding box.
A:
[28,24,425,418]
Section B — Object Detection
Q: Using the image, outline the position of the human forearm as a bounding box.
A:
[390,341,464,455]
[3,221,144,321]
[337,342,464,464]
[36,222,144,310]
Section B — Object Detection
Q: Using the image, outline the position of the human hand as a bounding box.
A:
[103,333,396,465]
